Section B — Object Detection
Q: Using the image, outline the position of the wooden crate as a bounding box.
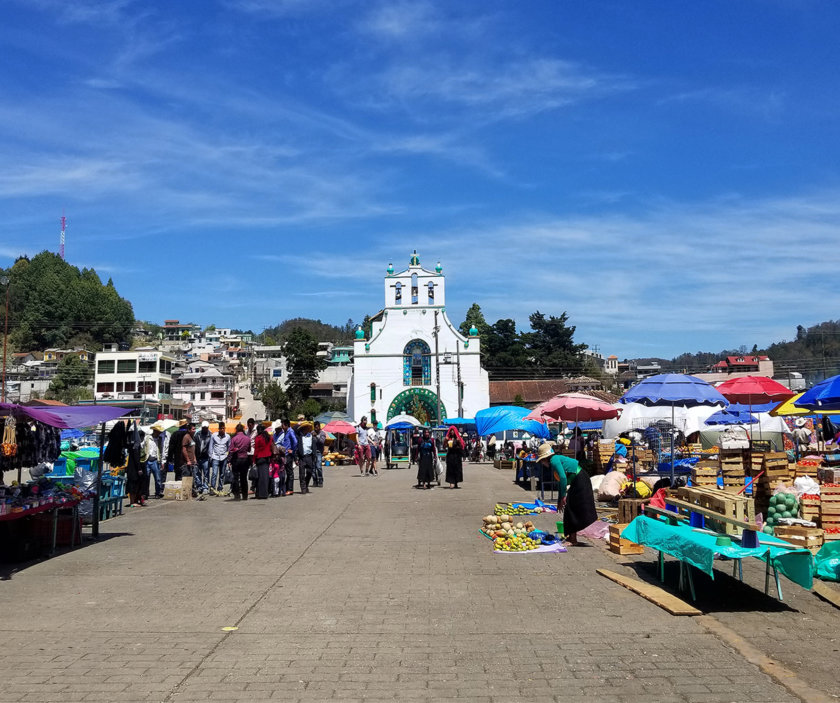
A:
[670,486,755,535]
[795,463,819,478]
[609,523,645,555]
[773,526,824,555]
[691,464,718,488]
[618,498,650,524]
[801,494,821,522]
[824,530,840,541]
[821,486,840,528]
[496,459,515,471]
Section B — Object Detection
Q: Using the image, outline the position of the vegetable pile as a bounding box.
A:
[763,492,800,533]
[482,513,536,540]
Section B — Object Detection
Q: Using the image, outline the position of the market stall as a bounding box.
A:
[0,402,132,554]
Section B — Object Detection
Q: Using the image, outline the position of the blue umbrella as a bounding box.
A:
[620,374,728,482]
[794,374,840,411]
[474,406,551,439]
[704,408,758,425]
[443,417,475,425]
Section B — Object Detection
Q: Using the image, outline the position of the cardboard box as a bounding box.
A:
[163,481,183,500]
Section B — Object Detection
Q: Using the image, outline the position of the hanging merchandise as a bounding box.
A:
[2,416,17,457]
[103,421,128,467]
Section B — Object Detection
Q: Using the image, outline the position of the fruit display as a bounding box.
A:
[493,502,549,516]
[762,491,800,533]
[482,514,535,539]
[494,534,541,551]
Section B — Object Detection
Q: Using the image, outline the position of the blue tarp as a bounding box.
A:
[60,428,85,440]
[566,421,603,431]
[474,406,551,439]
[705,409,758,425]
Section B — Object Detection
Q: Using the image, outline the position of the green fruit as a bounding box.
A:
[768,506,777,516]
[763,525,774,534]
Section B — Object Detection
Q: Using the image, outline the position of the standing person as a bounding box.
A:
[125,423,146,507]
[356,416,372,475]
[209,422,230,495]
[297,423,315,494]
[253,422,273,499]
[144,426,164,499]
[444,426,465,489]
[279,418,298,495]
[246,418,257,497]
[793,419,812,460]
[167,420,189,481]
[181,423,197,500]
[568,428,585,462]
[270,424,285,496]
[487,434,497,461]
[416,428,437,490]
[194,421,213,495]
[228,423,251,501]
[367,422,380,476]
[312,421,326,487]
[535,443,597,546]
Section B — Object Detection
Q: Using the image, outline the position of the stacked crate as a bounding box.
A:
[821,485,840,541]
[800,493,821,524]
[691,460,718,488]
[749,452,791,517]
[718,449,745,494]
[608,523,645,555]
[773,525,825,555]
[669,486,755,536]
[593,441,615,474]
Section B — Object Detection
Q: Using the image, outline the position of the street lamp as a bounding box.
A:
[0,275,9,403]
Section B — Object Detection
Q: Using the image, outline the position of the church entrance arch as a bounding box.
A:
[387,389,446,426]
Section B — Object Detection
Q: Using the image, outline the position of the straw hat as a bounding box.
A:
[795,418,807,428]
[536,442,556,463]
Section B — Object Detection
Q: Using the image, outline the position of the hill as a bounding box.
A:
[2,251,135,351]
[258,317,355,345]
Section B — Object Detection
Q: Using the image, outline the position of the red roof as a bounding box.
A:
[489,380,616,405]
[725,356,763,366]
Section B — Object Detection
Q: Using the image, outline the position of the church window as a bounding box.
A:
[427,281,435,304]
[411,273,418,304]
[403,339,431,386]
[370,383,376,403]
[394,282,402,305]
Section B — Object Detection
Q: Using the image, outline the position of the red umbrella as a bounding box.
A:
[715,376,793,405]
[715,376,793,441]
[524,392,619,423]
[322,419,358,435]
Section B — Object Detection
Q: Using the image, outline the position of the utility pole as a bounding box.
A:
[434,310,441,425]
[1,276,8,403]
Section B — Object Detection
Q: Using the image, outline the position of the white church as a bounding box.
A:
[347,252,490,426]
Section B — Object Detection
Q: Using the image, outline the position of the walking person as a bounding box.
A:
[228,423,251,501]
[209,422,230,494]
[253,422,273,499]
[144,426,164,498]
[297,423,315,494]
[246,418,257,497]
[126,423,146,507]
[181,422,197,500]
[270,424,285,496]
[356,416,373,475]
[194,421,213,495]
[367,422,380,476]
[167,420,189,481]
[279,418,298,495]
[416,428,437,490]
[312,421,326,487]
[534,443,597,546]
[444,425,465,489]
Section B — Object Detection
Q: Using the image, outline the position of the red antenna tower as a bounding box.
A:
[60,213,66,260]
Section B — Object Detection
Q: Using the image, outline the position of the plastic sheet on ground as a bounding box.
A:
[494,542,567,555]
[815,542,840,582]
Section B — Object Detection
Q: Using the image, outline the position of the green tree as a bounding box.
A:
[259,382,289,419]
[294,398,322,420]
[284,327,328,407]
[511,393,527,407]
[521,311,588,373]
[47,354,94,403]
[458,303,491,338]
[483,318,528,369]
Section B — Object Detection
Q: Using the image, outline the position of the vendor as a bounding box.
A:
[535,442,597,546]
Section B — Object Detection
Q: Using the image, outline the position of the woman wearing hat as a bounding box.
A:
[535,442,597,545]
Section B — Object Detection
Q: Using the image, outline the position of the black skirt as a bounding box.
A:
[562,469,597,535]
[417,451,436,484]
[445,449,463,484]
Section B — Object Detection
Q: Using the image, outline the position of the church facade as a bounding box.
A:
[347,252,490,425]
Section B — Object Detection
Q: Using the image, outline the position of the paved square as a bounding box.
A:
[1,462,836,702]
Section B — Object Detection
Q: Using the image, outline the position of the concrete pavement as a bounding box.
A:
[1,461,838,702]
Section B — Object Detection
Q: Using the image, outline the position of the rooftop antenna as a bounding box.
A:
[59,212,66,260]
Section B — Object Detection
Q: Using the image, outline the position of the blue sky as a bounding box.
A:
[1,0,839,358]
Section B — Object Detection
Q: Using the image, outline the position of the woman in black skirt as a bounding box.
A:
[445,425,465,488]
[416,429,437,489]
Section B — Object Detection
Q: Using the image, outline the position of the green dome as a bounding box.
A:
[355,326,365,340]
[410,250,420,266]
[386,262,394,275]
[469,325,478,336]
[435,261,442,273]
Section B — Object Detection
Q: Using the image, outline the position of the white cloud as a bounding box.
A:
[358,1,441,39]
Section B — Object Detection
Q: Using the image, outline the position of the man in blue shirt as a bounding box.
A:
[279,418,298,495]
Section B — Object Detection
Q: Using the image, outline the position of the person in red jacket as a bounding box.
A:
[253,422,273,499]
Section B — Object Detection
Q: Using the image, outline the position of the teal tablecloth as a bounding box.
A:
[621,515,814,590]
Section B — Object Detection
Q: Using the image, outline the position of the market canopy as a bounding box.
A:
[474,406,551,439]
[620,373,729,408]
[704,408,758,426]
[385,414,423,429]
[314,410,351,424]
[524,392,619,423]
[771,392,840,417]
[794,374,840,411]
[443,417,475,426]
[0,402,132,429]
[715,376,793,406]
[322,419,358,435]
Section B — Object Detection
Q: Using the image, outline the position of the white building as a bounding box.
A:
[347,252,489,425]
[92,348,175,420]
[172,360,235,421]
